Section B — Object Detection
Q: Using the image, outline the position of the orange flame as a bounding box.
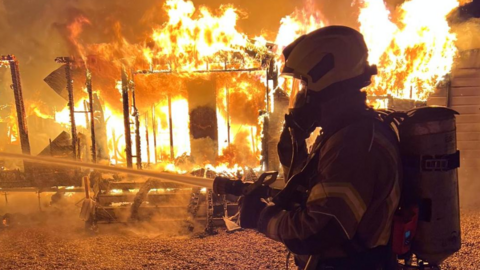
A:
[145,0,265,72]
[359,0,460,101]
[53,0,462,173]
[67,16,91,62]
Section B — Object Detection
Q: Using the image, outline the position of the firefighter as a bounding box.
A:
[241,26,402,269]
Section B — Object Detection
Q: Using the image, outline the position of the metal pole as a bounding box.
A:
[2,55,31,155]
[121,67,133,168]
[168,94,174,160]
[86,70,97,163]
[152,105,158,164]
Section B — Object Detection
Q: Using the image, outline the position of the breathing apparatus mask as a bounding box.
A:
[285,76,320,139]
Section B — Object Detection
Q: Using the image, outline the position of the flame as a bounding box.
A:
[104,104,127,165]
[68,16,91,62]
[273,1,328,96]
[216,74,264,168]
[359,0,460,101]
[7,111,18,144]
[55,98,88,128]
[145,0,265,72]
[157,97,191,159]
[49,0,461,174]
[26,102,54,120]
[358,0,397,66]
[274,1,327,56]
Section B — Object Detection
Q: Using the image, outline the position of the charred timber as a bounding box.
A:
[121,67,133,168]
[168,95,174,160]
[145,115,151,166]
[152,106,158,164]
[55,57,78,160]
[86,70,97,163]
[130,179,156,221]
[131,80,142,169]
[2,55,31,155]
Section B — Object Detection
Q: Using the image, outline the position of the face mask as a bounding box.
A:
[288,78,308,110]
[286,77,320,137]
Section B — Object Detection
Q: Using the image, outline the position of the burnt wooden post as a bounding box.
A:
[55,57,78,160]
[152,105,158,164]
[168,94,174,160]
[2,55,31,155]
[121,67,133,168]
[145,114,150,166]
[86,69,97,163]
[131,77,142,169]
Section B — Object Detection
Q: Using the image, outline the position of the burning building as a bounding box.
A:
[25,0,460,171]
[0,0,477,267]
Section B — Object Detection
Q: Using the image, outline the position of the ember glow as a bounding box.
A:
[46,0,460,172]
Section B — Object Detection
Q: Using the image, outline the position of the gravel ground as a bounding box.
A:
[442,207,480,270]
[0,208,478,270]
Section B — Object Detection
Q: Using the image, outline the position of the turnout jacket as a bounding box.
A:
[258,112,402,265]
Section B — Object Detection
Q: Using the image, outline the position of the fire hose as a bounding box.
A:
[0,152,213,187]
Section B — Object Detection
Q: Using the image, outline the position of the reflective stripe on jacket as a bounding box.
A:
[259,116,402,262]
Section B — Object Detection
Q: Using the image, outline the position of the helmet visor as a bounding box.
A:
[288,77,308,109]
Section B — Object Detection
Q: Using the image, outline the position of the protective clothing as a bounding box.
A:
[258,109,402,270]
[254,25,400,269]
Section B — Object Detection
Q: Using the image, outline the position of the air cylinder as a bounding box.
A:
[400,107,461,265]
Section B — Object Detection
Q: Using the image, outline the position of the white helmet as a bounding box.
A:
[283,26,377,107]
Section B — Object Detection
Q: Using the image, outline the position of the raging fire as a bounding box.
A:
[359,0,460,100]
[32,0,460,173]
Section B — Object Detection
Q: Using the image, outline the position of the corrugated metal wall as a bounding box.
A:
[428,49,480,206]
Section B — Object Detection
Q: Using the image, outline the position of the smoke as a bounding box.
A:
[0,191,86,231]
[452,18,480,50]
[0,189,203,237]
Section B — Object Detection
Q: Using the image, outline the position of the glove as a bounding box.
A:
[238,186,272,229]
